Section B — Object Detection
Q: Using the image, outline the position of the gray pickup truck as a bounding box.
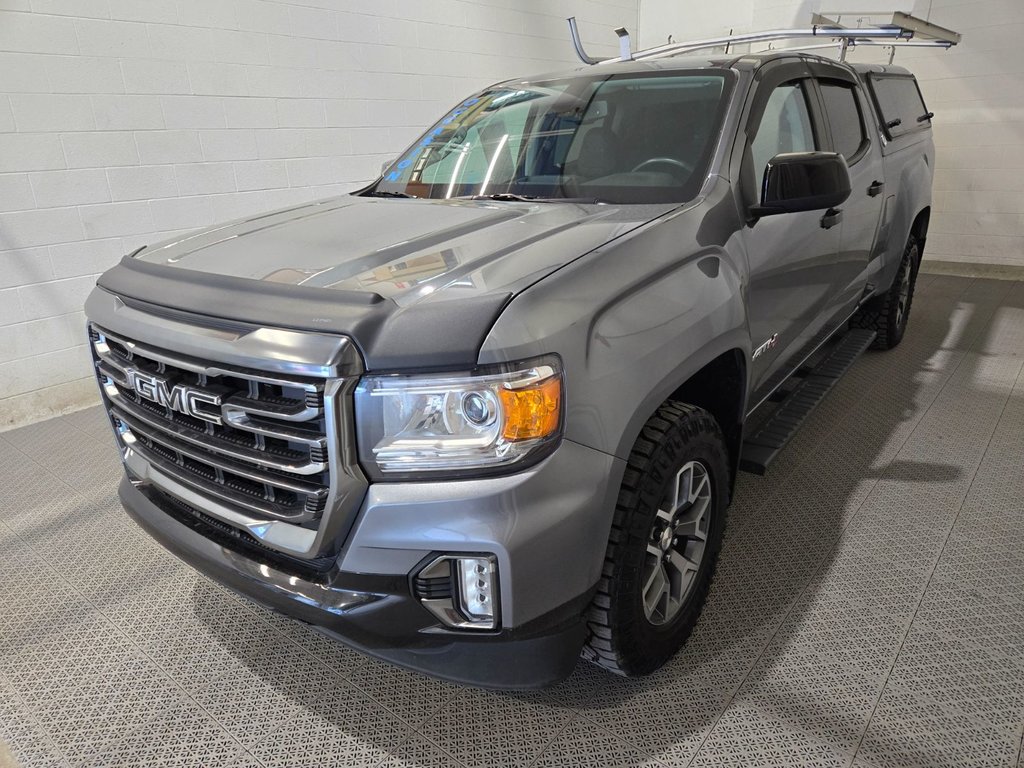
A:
[85,50,934,688]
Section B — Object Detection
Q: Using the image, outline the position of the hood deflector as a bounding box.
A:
[98,257,512,372]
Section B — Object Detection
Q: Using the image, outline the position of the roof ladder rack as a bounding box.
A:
[814,11,961,63]
[567,11,960,65]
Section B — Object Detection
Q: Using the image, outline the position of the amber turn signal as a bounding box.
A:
[499,375,561,441]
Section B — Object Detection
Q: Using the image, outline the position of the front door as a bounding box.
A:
[740,74,841,405]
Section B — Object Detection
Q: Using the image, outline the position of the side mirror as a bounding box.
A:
[750,151,851,218]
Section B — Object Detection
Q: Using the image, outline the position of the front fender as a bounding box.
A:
[479,226,749,460]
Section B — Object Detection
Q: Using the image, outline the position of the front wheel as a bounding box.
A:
[582,402,729,677]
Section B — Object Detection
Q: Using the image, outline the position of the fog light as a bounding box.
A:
[457,556,496,624]
[414,554,499,631]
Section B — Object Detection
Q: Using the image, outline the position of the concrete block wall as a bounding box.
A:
[638,0,1024,270]
[0,0,638,429]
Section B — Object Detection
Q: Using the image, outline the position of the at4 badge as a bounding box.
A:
[752,333,779,360]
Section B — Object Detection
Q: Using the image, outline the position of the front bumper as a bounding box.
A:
[118,439,624,689]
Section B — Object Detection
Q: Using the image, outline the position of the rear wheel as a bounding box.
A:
[852,235,920,350]
[582,402,729,676]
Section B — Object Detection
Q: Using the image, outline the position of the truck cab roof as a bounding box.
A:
[509,51,915,84]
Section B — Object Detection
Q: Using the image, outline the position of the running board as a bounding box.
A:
[739,329,876,475]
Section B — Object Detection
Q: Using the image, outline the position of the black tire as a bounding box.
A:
[582,401,730,677]
[851,235,920,350]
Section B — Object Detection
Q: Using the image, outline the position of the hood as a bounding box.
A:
[96,195,667,370]
[133,195,651,305]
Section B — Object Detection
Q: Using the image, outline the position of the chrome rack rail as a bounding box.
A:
[567,11,960,65]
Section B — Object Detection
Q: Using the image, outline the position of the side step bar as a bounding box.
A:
[739,329,877,475]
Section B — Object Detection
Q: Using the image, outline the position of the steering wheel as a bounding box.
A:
[631,157,694,178]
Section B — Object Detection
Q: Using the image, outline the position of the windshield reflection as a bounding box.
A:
[368,72,732,205]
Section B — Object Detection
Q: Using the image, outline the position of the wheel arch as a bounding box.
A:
[910,205,930,259]
[666,348,747,491]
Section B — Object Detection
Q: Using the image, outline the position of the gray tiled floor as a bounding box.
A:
[2,273,1024,767]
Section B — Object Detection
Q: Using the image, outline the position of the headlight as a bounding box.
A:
[354,357,562,474]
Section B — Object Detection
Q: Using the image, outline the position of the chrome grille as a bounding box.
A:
[90,324,334,527]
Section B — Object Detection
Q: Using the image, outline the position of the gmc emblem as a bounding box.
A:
[126,368,223,425]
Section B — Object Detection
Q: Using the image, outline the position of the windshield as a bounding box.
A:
[368,71,732,205]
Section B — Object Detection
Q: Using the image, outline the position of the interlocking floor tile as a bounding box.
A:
[248,702,409,768]
[19,663,188,766]
[533,716,664,767]
[133,595,325,720]
[341,657,458,728]
[60,405,115,442]
[581,664,734,765]
[855,706,1021,768]
[415,687,573,767]
[379,732,467,768]
[222,753,267,768]
[85,699,251,767]
[0,677,70,768]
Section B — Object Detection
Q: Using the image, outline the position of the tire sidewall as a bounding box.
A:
[611,418,729,671]
[889,239,919,346]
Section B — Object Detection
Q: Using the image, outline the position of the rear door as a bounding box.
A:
[811,65,885,315]
[739,61,842,402]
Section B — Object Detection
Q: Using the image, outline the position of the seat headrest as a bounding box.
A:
[575,128,616,180]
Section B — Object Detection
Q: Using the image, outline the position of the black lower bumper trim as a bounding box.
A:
[119,477,589,689]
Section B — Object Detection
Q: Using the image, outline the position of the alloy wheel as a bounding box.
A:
[895,247,916,330]
[642,460,712,625]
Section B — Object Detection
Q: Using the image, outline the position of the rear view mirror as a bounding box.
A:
[750,152,851,217]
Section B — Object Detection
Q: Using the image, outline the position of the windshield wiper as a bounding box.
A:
[363,190,419,199]
[465,193,606,204]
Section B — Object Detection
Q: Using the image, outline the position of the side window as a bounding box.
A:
[867,75,930,138]
[820,82,867,162]
[750,81,816,189]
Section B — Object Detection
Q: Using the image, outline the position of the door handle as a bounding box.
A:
[867,180,885,197]
[820,208,842,229]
